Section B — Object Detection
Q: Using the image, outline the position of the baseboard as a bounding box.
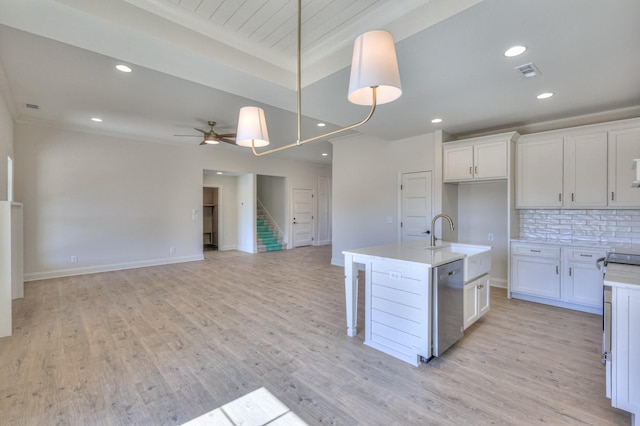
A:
[490,277,507,288]
[331,257,344,267]
[24,255,204,282]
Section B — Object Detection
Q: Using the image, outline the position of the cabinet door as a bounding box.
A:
[443,145,473,182]
[609,128,640,207]
[565,261,604,308]
[474,141,508,180]
[511,255,561,299]
[564,132,608,208]
[516,138,564,208]
[477,275,490,317]
[463,281,479,330]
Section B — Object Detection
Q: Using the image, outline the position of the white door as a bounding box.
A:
[292,188,313,247]
[401,171,432,242]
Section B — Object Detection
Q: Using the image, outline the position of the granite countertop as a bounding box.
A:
[604,263,640,289]
[510,236,640,253]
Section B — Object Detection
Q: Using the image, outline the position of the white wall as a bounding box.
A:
[457,181,509,283]
[0,88,13,201]
[331,133,435,265]
[203,173,239,251]
[15,122,331,280]
[237,173,255,253]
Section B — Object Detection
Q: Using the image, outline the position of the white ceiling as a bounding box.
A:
[0,0,639,166]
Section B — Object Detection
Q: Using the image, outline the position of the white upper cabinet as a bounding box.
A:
[516,119,640,209]
[443,145,474,181]
[608,127,640,207]
[474,141,508,180]
[564,132,608,208]
[443,133,514,183]
[516,138,564,208]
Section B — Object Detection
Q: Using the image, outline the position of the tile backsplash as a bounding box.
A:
[519,209,640,244]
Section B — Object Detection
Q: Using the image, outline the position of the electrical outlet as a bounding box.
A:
[170,247,176,254]
[389,271,402,280]
[488,233,494,242]
[70,256,78,263]
[386,216,393,224]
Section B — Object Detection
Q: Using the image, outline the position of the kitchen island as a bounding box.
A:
[343,240,491,366]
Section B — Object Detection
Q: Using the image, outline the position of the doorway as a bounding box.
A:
[401,171,433,242]
[203,187,218,250]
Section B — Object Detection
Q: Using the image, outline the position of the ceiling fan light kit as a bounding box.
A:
[236,0,402,157]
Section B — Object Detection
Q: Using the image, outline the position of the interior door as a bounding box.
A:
[401,171,432,242]
[292,188,313,247]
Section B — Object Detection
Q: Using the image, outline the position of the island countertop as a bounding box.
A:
[342,240,466,267]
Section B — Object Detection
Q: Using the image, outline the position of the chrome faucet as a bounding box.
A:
[431,214,455,246]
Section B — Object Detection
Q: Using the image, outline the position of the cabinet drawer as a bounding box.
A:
[512,243,560,258]
[566,248,607,262]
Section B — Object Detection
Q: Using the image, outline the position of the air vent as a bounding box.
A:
[514,62,541,78]
[25,103,39,109]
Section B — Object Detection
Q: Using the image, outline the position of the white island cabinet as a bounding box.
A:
[343,241,491,366]
[605,265,640,426]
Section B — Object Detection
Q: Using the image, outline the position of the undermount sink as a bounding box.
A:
[427,242,492,282]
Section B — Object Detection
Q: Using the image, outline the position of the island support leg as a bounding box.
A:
[344,254,359,337]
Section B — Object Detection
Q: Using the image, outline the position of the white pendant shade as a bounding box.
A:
[236,106,270,147]
[348,30,402,106]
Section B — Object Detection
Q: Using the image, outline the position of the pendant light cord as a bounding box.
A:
[249,0,379,156]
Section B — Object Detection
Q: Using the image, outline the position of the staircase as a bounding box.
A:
[257,204,283,252]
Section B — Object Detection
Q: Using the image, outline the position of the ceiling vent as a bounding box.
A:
[515,62,541,78]
[25,103,39,109]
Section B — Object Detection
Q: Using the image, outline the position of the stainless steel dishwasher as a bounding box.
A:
[432,260,464,357]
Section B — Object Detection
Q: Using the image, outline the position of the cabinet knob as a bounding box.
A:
[556,265,559,274]
[469,166,473,175]
[569,267,572,277]
[475,166,478,175]
[611,191,615,201]
[477,284,484,289]
[558,193,562,202]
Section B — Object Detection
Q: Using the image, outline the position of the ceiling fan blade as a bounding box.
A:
[194,128,208,134]
[217,133,237,138]
[219,138,236,145]
[174,134,201,137]
[199,140,207,145]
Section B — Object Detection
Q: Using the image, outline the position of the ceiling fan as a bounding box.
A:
[175,121,237,145]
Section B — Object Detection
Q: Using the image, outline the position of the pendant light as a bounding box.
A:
[235,0,402,156]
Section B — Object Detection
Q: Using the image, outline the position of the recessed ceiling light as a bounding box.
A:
[537,92,554,99]
[317,122,326,127]
[216,172,223,175]
[116,64,132,73]
[322,153,328,156]
[504,45,527,57]
[91,117,103,122]
[431,118,443,124]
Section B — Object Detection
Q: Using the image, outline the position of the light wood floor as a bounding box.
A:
[0,245,631,425]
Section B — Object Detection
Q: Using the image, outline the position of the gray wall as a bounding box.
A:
[15,121,331,280]
[331,133,436,265]
[0,89,13,201]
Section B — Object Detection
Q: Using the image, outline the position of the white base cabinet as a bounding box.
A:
[463,274,490,330]
[609,283,640,425]
[510,242,606,314]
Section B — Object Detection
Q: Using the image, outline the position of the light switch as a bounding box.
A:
[386,216,393,224]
